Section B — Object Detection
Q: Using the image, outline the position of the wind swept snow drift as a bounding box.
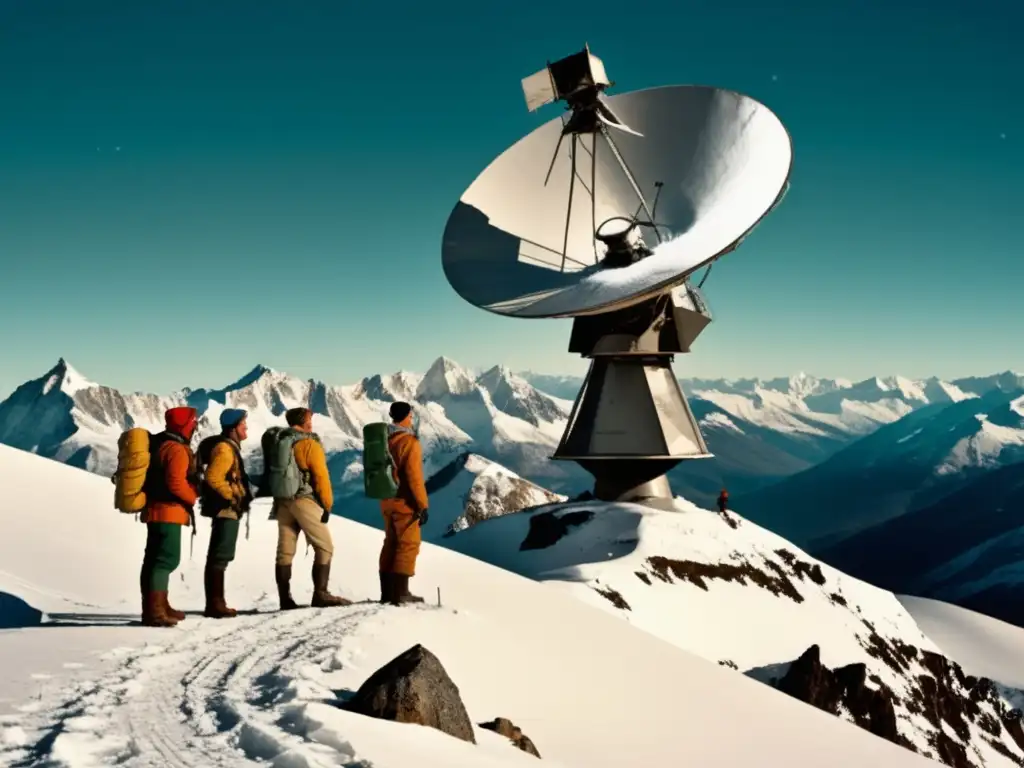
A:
[0,444,939,767]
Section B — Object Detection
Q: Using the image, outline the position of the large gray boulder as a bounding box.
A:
[345,644,476,744]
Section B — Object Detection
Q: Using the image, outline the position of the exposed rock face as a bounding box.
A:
[432,453,567,538]
[344,644,476,744]
[772,641,1024,768]
[643,547,825,604]
[777,645,901,743]
[479,717,541,758]
[519,508,595,551]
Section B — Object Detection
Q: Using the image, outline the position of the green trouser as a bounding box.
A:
[141,523,182,592]
[206,517,240,569]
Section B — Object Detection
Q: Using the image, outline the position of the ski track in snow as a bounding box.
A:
[2,604,405,768]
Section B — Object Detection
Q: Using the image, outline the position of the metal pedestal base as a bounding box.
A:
[554,355,711,509]
[577,459,679,510]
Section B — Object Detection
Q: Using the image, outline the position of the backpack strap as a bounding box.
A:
[289,431,316,488]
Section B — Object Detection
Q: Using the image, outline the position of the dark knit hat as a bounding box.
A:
[219,408,248,429]
[389,401,412,422]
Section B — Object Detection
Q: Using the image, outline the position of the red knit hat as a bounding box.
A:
[165,406,198,435]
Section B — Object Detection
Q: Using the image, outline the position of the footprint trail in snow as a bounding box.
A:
[0,604,394,768]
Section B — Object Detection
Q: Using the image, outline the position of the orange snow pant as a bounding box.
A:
[379,502,421,577]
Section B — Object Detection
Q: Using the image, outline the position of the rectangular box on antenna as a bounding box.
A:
[521,45,611,112]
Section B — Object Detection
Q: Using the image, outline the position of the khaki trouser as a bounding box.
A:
[274,496,334,566]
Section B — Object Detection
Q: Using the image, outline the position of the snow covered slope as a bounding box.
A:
[0,447,940,767]
[444,499,1024,767]
[737,387,1024,549]
[899,595,1024,690]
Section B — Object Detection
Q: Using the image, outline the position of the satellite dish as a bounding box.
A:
[441,47,793,508]
[442,85,791,318]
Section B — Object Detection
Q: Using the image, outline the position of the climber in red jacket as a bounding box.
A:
[717,488,738,529]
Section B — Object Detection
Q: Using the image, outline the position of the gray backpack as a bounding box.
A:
[261,426,319,500]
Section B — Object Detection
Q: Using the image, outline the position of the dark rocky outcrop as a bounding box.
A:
[479,718,541,758]
[776,645,901,744]
[773,640,1024,768]
[774,548,826,585]
[519,509,594,551]
[646,555,805,602]
[639,548,832,605]
[344,644,476,744]
[593,585,631,610]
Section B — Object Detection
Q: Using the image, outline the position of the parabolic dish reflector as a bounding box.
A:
[442,85,793,319]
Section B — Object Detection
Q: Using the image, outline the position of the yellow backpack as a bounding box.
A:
[111,428,152,513]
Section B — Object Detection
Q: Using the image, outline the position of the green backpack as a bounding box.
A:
[261,426,318,500]
[363,422,400,499]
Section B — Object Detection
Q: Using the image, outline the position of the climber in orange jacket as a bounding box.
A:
[379,401,428,605]
[140,406,199,627]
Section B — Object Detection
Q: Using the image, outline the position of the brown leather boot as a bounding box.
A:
[203,566,237,618]
[311,561,351,607]
[389,574,424,606]
[276,564,301,610]
[164,592,186,621]
[143,592,179,627]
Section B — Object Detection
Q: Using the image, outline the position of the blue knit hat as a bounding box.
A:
[219,408,248,430]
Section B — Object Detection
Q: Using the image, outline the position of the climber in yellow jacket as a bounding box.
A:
[379,401,428,605]
[270,407,349,610]
[197,408,253,618]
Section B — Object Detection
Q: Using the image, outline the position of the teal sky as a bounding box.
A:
[0,0,1020,397]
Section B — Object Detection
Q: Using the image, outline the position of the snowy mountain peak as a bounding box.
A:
[476,365,521,390]
[475,365,569,426]
[784,371,824,398]
[356,371,421,403]
[756,373,850,399]
[228,363,275,389]
[417,356,477,400]
[421,451,567,536]
[41,358,95,397]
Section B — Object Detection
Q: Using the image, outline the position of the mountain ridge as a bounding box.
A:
[735,387,1024,550]
[3,357,1020,509]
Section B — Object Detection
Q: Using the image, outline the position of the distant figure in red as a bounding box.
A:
[717,488,738,529]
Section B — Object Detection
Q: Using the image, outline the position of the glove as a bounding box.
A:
[320,508,331,524]
[416,509,429,526]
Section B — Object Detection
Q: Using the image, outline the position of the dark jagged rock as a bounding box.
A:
[776,645,901,743]
[858,619,917,674]
[774,548,826,585]
[344,644,476,744]
[479,718,541,758]
[519,509,594,551]
[593,585,630,610]
[646,555,805,603]
[774,637,1024,768]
